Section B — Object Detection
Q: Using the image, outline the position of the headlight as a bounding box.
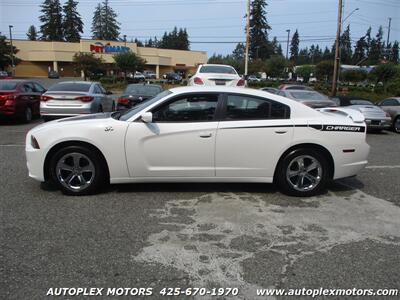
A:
[31,135,40,149]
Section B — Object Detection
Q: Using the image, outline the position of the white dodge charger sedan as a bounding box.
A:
[26,86,369,197]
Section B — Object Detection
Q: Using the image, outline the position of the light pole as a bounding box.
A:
[343,7,359,23]
[286,29,290,59]
[244,0,251,77]
[9,25,15,76]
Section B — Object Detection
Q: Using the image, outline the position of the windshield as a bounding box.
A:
[118,90,172,121]
[200,65,237,74]
[350,99,373,105]
[0,81,18,90]
[48,82,91,92]
[289,91,329,101]
[125,85,161,96]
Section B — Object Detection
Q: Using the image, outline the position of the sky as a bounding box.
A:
[0,0,399,57]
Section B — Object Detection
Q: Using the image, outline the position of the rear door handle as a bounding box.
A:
[274,130,287,134]
[199,132,212,138]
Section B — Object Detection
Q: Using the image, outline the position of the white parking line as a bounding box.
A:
[366,165,400,169]
[0,144,25,147]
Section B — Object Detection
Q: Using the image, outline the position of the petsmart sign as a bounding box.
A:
[90,42,131,54]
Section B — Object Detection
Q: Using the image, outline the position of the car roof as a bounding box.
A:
[127,83,162,88]
[199,64,235,68]
[53,81,93,85]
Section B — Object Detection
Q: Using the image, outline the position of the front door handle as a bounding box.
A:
[199,132,212,138]
[274,130,287,134]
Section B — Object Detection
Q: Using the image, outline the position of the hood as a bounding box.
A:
[57,112,112,122]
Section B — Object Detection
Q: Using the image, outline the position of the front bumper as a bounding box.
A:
[365,118,391,129]
[25,141,45,182]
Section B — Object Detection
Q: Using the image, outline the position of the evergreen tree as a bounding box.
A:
[368,26,384,64]
[249,0,272,60]
[389,41,399,63]
[134,38,144,47]
[91,1,120,40]
[340,25,352,64]
[26,25,38,41]
[63,0,83,42]
[91,4,103,39]
[232,43,245,60]
[39,0,64,41]
[290,29,299,63]
[101,0,120,40]
[365,27,372,56]
[0,35,21,70]
[271,36,282,56]
[322,46,332,60]
[158,28,189,50]
[353,35,367,64]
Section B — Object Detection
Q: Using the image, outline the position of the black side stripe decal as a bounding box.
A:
[220,124,365,132]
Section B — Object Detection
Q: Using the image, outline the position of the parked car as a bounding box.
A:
[260,87,279,94]
[40,81,115,121]
[143,71,157,80]
[247,75,261,82]
[26,86,369,197]
[163,72,182,83]
[48,70,60,79]
[378,97,400,133]
[0,71,12,79]
[279,84,314,91]
[278,90,337,108]
[0,80,45,123]
[333,96,391,132]
[188,64,245,87]
[117,84,163,110]
[127,71,146,82]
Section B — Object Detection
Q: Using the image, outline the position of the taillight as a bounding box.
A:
[237,79,245,86]
[118,97,130,105]
[75,96,94,102]
[31,135,40,149]
[40,95,53,101]
[193,77,204,85]
[0,93,16,101]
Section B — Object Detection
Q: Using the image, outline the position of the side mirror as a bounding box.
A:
[141,112,153,123]
[106,91,113,95]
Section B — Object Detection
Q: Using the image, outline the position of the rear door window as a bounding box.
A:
[223,94,290,120]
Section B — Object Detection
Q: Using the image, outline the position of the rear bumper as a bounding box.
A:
[333,142,370,179]
[40,105,92,116]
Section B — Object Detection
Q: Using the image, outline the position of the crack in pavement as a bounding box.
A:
[132,189,400,299]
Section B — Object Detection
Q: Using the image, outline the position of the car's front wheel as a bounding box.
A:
[49,145,107,195]
[275,148,329,197]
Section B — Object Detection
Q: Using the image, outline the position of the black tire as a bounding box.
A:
[48,145,108,195]
[275,148,329,197]
[21,106,32,123]
[42,116,51,122]
[394,116,400,134]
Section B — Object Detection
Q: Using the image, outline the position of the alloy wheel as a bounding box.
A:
[55,152,95,192]
[286,155,322,192]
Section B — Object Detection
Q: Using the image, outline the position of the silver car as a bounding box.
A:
[278,89,337,108]
[333,96,392,132]
[378,97,400,133]
[40,81,115,121]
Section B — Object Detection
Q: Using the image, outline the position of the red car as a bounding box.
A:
[0,80,46,123]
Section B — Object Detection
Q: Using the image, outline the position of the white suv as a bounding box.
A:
[188,64,245,87]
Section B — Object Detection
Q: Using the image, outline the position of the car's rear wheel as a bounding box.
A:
[394,116,400,133]
[275,148,329,197]
[49,145,107,195]
[21,107,32,123]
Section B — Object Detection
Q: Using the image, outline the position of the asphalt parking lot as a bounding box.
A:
[1,118,399,299]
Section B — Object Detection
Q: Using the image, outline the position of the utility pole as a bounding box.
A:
[286,29,290,59]
[387,17,392,46]
[331,0,343,97]
[9,25,15,76]
[244,0,251,76]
